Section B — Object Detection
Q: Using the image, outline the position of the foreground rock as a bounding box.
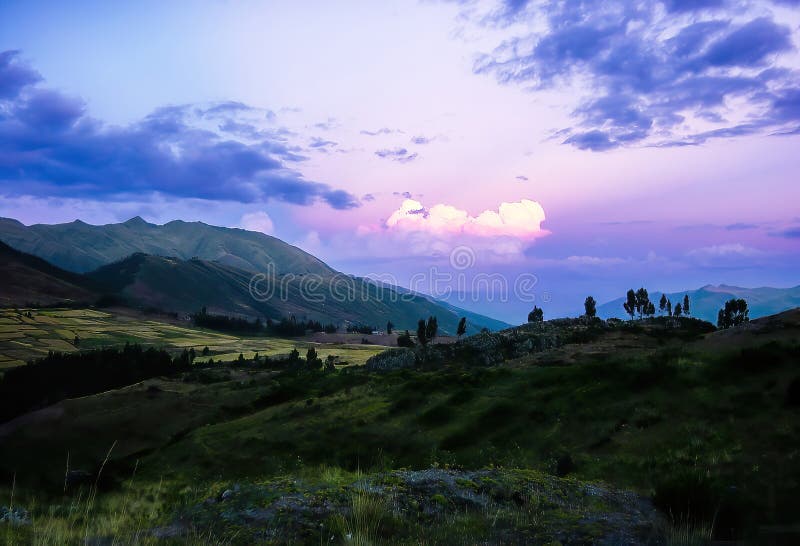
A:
[157,468,665,544]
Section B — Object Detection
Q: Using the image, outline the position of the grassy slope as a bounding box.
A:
[87,254,496,334]
[0,241,97,308]
[1,311,798,541]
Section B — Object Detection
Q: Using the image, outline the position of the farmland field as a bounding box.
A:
[0,308,392,370]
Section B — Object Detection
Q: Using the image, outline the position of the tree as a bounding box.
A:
[584,296,597,318]
[238,353,245,362]
[666,299,672,317]
[397,330,414,347]
[623,289,636,320]
[457,317,467,337]
[659,294,668,315]
[306,347,322,370]
[717,298,749,329]
[646,301,656,317]
[425,316,438,344]
[417,319,428,346]
[635,288,650,318]
[324,355,337,373]
[386,321,394,335]
[683,294,690,317]
[202,346,210,356]
[528,306,544,322]
[188,347,196,363]
[73,335,81,347]
[673,303,682,317]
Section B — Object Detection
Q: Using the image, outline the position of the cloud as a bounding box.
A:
[410,135,433,145]
[240,211,275,235]
[515,175,529,181]
[375,148,419,163]
[0,51,41,99]
[385,198,548,239]
[361,127,397,136]
[0,50,359,209]
[770,226,800,238]
[725,222,759,231]
[362,193,376,202]
[470,1,800,150]
[687,243,762,258]
[309,136,338,149]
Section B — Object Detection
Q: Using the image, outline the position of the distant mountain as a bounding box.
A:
[87,253,501,335]
[0,241,97,306]
[0,216,333,275]
[598,284,800,323]
[0,216,509,333]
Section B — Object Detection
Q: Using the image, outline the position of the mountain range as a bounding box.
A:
[597,284,800,323]
[0,217,510,334]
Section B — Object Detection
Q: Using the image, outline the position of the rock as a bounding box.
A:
[365,348,416,371]
[0,506,30,526]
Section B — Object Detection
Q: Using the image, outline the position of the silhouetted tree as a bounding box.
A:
[666,299,672,317]
[73,335,80,347]
[238,353,245,362]
[683,294,691,317]
[188,347,196,363]
[584,296,597,318]
[635,288,650,319]
[417,319,428,346]
[306,347,322,370]
[397,330,414,347]
[623,289,636,320]
[202,346,210,356]
[674,303,682,317]
[646,301,656,317]
[324,355,337,372]
[457,317,467,337]
[386,321,394,335]
[425,316,438,343]
[659,294,668,315]
[528,306,544,322]
[717,298,749,329]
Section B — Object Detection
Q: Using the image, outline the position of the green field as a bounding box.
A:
[0,308,391,370]
[1,311,799,544]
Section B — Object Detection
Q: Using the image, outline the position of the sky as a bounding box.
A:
[1,0,799,322]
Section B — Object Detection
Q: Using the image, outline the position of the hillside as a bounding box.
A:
[0,241,97,307]
[1,310,798,543]
[87,253,500,334]
[0,216,335,275]
[597,284,800,323]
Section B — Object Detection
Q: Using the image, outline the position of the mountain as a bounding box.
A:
[0,216,512,333]
[597,284,800,323]
[87,253,499,334]
[0,216,333,275]
[0,241,97,306]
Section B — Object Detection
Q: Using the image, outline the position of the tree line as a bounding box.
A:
[0,343,189,423]
[527,289,749,330]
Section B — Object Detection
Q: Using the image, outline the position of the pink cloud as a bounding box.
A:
[385,198,549,239]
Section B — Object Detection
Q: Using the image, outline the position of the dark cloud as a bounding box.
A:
[471,1,800,151]
[0,51,41,99]
[375,148,418,163]
[771,226,800,238]
[362,193,376,202]
[0,51,359,209]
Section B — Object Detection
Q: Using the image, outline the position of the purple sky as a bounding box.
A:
[1,0,799,322]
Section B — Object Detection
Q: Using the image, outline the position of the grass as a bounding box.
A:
[2,312,800,543]
[0,308,391,371]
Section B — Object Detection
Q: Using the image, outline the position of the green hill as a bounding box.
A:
[87,253,500,334]
[1,310,798,543]
[0,240,98,307]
